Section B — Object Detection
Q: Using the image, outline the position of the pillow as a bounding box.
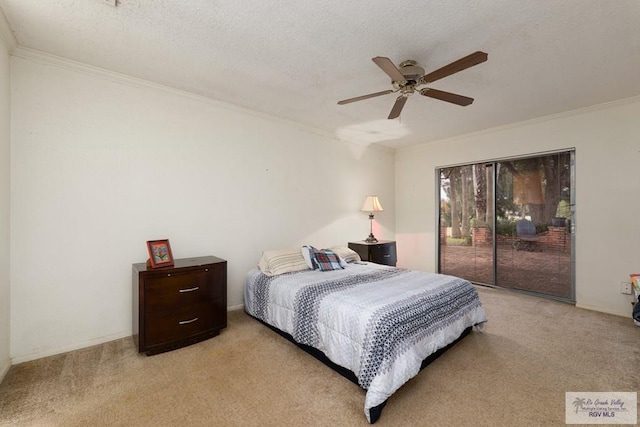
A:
[314,251,345,271]
[327,246,361,263]
[258,248,310,276]
[301,245,315,269]
[302,245,348,269]
[307,247,344,272]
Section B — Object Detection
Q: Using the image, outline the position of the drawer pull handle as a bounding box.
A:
[383,254,390,258]
[179,317,199,325]
[179,286,199,293]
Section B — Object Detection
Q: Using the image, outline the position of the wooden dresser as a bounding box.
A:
[348,240,397,266]
[133,256,227,355]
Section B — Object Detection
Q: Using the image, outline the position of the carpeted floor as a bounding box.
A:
[0,287,638,426]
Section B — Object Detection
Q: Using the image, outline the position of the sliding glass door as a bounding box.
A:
[439,163,495,285]
[438,151,574,301]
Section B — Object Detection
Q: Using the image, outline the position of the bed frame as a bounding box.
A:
[248,312,472,423]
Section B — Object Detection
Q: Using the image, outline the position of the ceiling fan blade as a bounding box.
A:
[420,88,474,106]
[421,51,488,84]
[372,57,406,83]
[388,96,408,119]
[337,89,394,105]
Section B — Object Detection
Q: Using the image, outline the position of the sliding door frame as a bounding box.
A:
[436,148,576,303]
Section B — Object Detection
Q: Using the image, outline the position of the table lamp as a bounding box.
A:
[361,195,383,243]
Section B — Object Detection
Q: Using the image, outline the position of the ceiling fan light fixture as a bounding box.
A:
[401,86,415,96]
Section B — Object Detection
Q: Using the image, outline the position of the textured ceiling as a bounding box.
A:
[1,1,639,148]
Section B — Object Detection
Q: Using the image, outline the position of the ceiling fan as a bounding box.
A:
[337,51,488,119]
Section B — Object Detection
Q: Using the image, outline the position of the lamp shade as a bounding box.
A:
[361,196,384,212]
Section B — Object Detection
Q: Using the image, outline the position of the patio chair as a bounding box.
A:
[512,219,541,251]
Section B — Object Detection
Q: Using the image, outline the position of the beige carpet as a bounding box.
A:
[1,287,638,426]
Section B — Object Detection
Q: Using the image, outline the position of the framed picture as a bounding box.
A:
[631,273,640,292]
[146,239,174,269]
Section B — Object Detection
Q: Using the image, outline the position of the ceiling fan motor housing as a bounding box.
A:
[398,60,425,84]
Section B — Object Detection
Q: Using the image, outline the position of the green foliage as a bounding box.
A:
[495,217,550,236]
[495,218,517,236]
[556,200,570,218]
[470,217,488,229]
[446,237,470,246]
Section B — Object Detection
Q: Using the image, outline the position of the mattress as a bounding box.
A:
[244,262,487,423]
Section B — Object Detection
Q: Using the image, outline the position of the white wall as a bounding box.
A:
[0,21,11,380]
[9,52,395,363]
[396,97,640,318]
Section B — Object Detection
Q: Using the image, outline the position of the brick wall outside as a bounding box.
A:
[460,226,570,252]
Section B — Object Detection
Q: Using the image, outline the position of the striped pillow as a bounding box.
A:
[327,246,361,263]
[258,248,310,276]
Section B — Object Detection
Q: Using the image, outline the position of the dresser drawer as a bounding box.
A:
[369,243,397,266]
[348,241,397,266]
[144,269,220,312]
[145,300,224,346]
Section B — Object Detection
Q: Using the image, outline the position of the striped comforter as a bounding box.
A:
[244,263,487,423]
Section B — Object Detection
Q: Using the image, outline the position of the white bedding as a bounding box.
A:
[244,262,487,423]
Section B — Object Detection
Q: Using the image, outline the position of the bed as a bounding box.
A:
[244,248,487,423]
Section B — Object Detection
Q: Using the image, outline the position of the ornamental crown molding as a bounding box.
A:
[0,7,17,52]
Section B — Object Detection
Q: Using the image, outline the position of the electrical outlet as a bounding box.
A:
[620,281,632,295]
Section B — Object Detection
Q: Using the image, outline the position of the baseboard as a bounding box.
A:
[575,302,630,319]
[11,331,132,365]
[12,306,245,365]
[0,357,10,383]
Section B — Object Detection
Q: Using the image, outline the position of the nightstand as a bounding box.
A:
[132,256,227,355]
[348,240,397,266]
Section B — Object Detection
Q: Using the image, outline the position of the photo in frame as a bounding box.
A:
[146,239,174,269]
